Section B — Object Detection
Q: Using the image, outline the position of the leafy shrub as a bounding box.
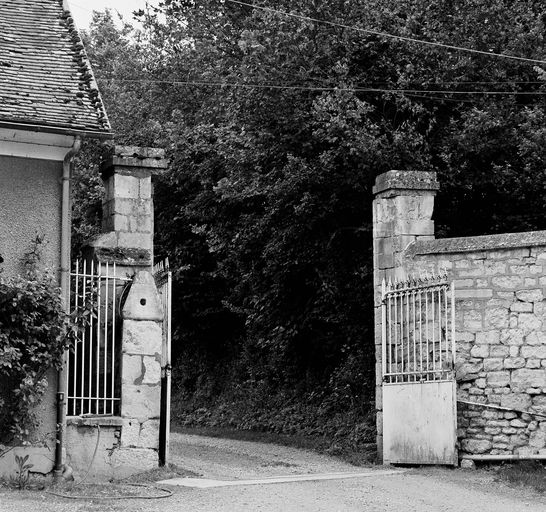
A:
[0,274,76,442]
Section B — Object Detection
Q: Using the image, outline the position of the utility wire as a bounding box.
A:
[226,0,546,66]
[97,77,546,95]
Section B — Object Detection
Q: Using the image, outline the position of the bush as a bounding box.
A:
[0,274,76,442]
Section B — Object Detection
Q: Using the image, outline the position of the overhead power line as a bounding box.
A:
[97,77,546,95]
[226,0,546,66]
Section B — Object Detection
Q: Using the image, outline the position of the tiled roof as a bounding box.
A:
[0,0,111,136]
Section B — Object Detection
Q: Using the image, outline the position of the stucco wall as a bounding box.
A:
[0,155,62,278]
[0,155,62,474]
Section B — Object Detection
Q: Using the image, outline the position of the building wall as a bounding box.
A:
[0,155,62,477]
[0,155,62,278]
[373,170,546,459]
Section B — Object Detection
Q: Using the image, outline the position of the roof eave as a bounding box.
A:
[0,120,114,140]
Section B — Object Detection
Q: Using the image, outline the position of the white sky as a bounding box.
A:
[67,0,160,29]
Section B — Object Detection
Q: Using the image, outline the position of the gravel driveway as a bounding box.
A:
[1,432,546,511]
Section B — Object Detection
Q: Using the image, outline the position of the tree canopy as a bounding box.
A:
[75,1,546,446]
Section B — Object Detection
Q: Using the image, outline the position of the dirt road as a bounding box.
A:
[1,432,546,511]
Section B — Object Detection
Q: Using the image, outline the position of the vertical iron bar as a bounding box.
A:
[88,259,94,414]
[451,281,456,373]
[411,290,417,381]
[444,284,449,378]
[71,259,79,416]
[425,288,429,377]
[431,287,436,379]
[405,287,409,382]
[111,263,116,415]
[81,259,86,415]
[418,289,423,377]
[381,280,387,383]
[96,264,101,414]
[388,288,392,381]
[104,262,109,415]
[393,290,398,383]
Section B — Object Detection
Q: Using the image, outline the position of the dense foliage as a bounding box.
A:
[0,273,75,442]
[76,1,546,450]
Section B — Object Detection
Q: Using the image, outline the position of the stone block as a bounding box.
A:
[118,231,153,250]
[121,419,159,449]
[457,289,493,299]
[461,438,492,454]
[122,355,143,385]
[456,331,475,343]
[121,384,161,419]
[516,289,543,303]
[501,394,531,410]
[509,346,520,357]
[475,331,500,344]
[492,276,523,289]
[526,359,541,369]
[463,311,482,331]
[460,459,476,470]
[483,261,506,275]
[521,346,546,359]
[454,279,474,288]
[500,329,524,345]
[456,362,482,381]
[518,313,542,333]
[504,357,525,369]
[511,369,546,392]
[485,307,509,329]
[140,178,152,199]
[526,332,546,345]
[113,174,141,199]
[470,345,489,358]
[122,320,162,355]
[486,371,510,388]
[484,358,504,371]
[490,346,509,358]
[510,302,533,313]
[142,356,161,385]
[510,434,529,447]
[122,272,163,321]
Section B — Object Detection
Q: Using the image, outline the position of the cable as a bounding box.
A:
[96,77,546,95]
[226,0,546,66]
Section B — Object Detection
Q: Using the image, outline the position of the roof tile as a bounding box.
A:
[0,0,112,136]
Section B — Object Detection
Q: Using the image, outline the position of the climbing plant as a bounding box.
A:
[0,272,78,442]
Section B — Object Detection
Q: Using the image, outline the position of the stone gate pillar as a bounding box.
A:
[372,170,439,461]
[66,146,169,479]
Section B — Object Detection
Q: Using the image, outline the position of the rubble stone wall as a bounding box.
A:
[406,236,546,456]
[373,169,546,459]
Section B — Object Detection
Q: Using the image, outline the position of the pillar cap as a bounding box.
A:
[100,145,168,179]
[373,170,439,196]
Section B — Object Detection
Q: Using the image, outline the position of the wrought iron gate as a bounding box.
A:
[67,260,131,416]
[153,258,172,466]
[381,275,457,465]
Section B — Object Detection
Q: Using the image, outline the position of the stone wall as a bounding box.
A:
[373,170,546,460]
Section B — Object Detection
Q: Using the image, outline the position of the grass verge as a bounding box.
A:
[495,460,546,493]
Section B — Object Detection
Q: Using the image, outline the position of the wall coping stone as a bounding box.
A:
[373,170,440,196]
[408,230,546,256]
[100,145,168,178]
[67,416,124,427]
